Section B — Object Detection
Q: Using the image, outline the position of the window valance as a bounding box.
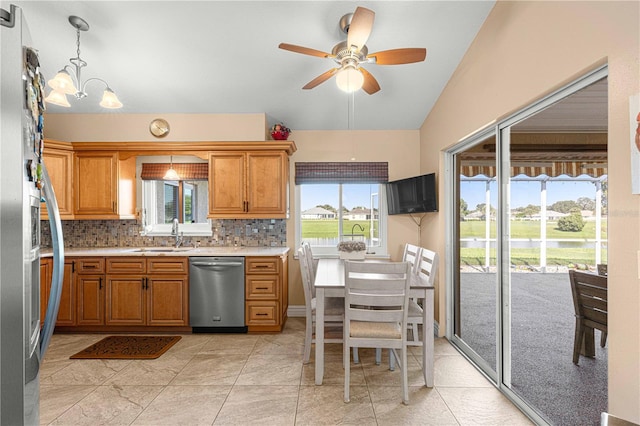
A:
[295,162,388,184]
[141,163,208,180]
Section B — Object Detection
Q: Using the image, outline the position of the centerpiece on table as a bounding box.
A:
[337,240,366,260]
[270,123,291,140]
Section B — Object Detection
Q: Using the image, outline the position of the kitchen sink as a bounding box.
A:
[132,247,194,253]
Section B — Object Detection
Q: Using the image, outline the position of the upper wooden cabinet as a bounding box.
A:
[208,151,289,218]
[72,152,136,219]
[74,152,119,218]
[41,141,74,220]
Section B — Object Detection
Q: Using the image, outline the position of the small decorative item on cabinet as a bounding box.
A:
[337,240,366,260]
[270,123,291,140]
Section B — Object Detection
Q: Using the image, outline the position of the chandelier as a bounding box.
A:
[44,16,122,109]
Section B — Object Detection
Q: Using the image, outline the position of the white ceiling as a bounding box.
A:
[11,1,496,130]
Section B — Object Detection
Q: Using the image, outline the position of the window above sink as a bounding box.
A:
[138,156,212,237]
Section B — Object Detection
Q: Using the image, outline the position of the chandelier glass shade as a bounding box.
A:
[44,16,122,109]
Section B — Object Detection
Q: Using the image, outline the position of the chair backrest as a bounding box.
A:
[298,247,314,311]
[344,260,412,330]
[597,264,608,276]
[416,247,439,287]
[402,244,422,273]
[301,242,316,297]
[569,270,607,331]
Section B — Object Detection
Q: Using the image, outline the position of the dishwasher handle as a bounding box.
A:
[191,261,244,268]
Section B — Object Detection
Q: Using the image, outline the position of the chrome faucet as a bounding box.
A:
[171,218,184,248]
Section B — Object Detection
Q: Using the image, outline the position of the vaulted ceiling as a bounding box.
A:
[13,1,495,130]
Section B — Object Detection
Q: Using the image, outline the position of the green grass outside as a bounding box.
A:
[302,218,607,266]
[460,219,607,240]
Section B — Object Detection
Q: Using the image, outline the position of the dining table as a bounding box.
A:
[314,257,434,387]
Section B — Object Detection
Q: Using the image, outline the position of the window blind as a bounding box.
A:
[141,163,208,180]
[295,162,388,184]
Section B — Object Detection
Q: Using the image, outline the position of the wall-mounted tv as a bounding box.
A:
[385,173,437,215]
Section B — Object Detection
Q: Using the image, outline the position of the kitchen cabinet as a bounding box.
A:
[105,257,188,327]
[208,151,289,218]
[245,255,288,332]
[76,258,105,325]
[73,152,136,219]
[39,257,76,327]
[39,258,52,325]
[74,152,119,218]
[41,140,74,220]
[56,259,77,326]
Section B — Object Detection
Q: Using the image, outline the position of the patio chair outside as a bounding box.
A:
[569,270,607,365]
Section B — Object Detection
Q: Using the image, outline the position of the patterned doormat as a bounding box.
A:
[70,335,182,360]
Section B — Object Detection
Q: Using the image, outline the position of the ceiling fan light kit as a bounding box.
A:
[279,6,427,95]
[44,15,123,109]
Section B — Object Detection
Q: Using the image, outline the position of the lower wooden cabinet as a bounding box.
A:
[105,257,189,327]
[245,255,288,332]
[56,260,77,326]
[76,258,105,325]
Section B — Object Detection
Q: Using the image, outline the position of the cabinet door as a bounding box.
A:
[74,152,118,217]
[40,258,52,326]
[41,148,74,219]
[56,260,76,326]
[146,276,188,326]
[76,275,104,325]
[105,276,145,325]
[246,152,287,216]
[208,152,245,215]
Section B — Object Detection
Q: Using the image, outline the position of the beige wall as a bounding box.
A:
[287,130,421,305]
[418,1,639,421]
[44,113,268,141]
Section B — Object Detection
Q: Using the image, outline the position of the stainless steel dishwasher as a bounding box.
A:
[189,257,247,333]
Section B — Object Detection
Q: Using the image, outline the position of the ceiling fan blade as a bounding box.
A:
[302,68,339,90]
[347,7,375,52]
[279,43,333,58]
[367,48,427,65]
[360,68,380,95]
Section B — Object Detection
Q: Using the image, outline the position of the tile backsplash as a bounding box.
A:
[41,219,287,248]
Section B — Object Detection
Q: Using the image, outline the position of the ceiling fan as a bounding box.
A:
[279,6,426,95]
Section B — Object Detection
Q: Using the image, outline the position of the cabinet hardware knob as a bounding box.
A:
[99,277,102,289]
[256,287,268,290]
[256,313,268,316]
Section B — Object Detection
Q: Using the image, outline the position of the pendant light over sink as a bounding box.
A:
[163,156,180,180]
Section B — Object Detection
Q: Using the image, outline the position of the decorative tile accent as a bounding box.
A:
[41,219,287,249]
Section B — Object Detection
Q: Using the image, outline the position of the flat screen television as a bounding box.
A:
[385,173,437,215]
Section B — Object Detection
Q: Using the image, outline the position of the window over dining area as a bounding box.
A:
[295,162,388,256]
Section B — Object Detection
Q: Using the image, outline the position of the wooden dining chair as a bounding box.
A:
[403,243,423,340]
[343,260,412,404]
[569,270,607,364]
[299,247,345,364]
[407,247,438,340]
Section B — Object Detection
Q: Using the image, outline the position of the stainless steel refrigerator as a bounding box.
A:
[1,4,65,424]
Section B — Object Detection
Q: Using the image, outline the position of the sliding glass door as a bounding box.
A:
[446,66,608,425]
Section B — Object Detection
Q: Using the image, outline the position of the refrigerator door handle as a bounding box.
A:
[39,163,65,359]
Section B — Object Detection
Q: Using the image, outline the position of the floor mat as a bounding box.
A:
[70,335,181,360]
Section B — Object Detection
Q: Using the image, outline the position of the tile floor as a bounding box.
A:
[39,318,533,425]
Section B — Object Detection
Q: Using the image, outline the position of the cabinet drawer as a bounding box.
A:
[246,301,279,326]
[147,257,188,274]
[77,258,105,274]
[106,258,146,274]
[246,257,279,274]
[246,275,279,299]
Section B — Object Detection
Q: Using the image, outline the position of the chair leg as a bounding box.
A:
[401,347,409,405]
[573,319,583,364]
[344,343,351,403]
[303,317,312,364]
[600,331,607,348]
[353,347,359,364]
[389,349,395,371]
[375,348,381,365]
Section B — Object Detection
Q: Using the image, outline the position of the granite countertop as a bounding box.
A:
[40,246,290,258]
